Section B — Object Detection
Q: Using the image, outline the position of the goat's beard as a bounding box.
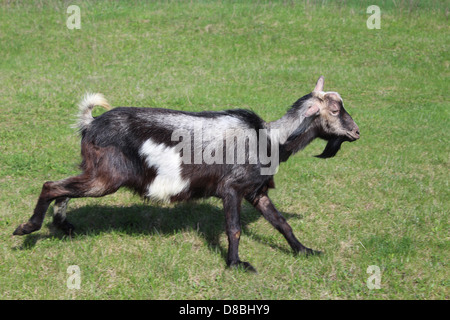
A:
[315,136,345,159]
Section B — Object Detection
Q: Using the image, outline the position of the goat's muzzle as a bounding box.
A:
[346,126,360,141]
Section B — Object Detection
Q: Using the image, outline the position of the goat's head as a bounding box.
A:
[304,76,360,158]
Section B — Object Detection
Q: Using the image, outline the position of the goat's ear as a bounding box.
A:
[313,76,324,92]
[304,103,320,117]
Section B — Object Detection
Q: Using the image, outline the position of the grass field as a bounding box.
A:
[0,0,448,300]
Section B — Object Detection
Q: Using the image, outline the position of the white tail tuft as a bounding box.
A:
[75,93,111,131]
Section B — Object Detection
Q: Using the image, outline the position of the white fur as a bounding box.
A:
[316,91,343,101]
[153,113,245,139]
[76,93,111,130]
[139,139,190,202]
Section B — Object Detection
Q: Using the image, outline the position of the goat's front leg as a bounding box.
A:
[223,191,257,273]
[250,193,321,255]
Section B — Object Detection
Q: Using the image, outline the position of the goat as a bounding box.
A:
[13,76,359,272]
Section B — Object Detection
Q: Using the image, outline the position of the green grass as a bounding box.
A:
[0,0,448,299]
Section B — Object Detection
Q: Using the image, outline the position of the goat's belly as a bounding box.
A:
[145,174,190,202]
[139,139,190,202]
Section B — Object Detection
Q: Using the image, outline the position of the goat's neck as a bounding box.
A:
[268,112,308,145]
[268,114,319,162]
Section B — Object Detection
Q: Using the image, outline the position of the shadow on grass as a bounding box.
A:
[15,200,305,259]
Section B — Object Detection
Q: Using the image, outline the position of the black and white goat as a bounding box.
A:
[14,76,359,272]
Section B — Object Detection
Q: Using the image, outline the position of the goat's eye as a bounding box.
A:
[330,110,339,116]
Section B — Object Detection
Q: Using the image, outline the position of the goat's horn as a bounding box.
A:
[313,76,324,92]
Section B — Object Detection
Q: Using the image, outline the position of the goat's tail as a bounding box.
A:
[75,93,111,131]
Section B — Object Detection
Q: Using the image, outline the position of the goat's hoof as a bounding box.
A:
[13,222,40,236]
[304,248,322,256]
[295,247,322,256]
[228,261,258,273]
[53,221,75,236]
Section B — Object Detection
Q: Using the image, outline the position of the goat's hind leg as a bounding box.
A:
[13,174,120,236]
[52,197,74,235]
[223,191,257,273]
[13,180,59,236]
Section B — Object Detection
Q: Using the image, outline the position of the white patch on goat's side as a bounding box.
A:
[139,139,190,202]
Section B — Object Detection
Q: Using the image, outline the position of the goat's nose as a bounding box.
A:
[352,126,360,140]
